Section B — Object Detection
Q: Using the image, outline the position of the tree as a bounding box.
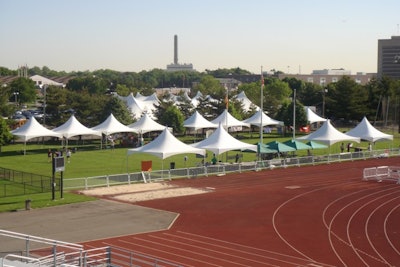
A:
[157,104,185,134]
[0,117,13,152]
[329,76,368,121]
[193,75,225,98]
[276,100,308,132]
[264,78,292,117]
[9,77,36,105]
[99,97,133,125]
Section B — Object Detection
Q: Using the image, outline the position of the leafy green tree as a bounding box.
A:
[157,104,185,134]
[276,100,308,130]
[193,75,225,98]
[9,77,36,105]
[45,87,68,126]
[329,76,368,121]
[264,78,292,117]
[99,97,133,125]
[195,95,218,120]
[0,117,13,152]
[67,76,108,95]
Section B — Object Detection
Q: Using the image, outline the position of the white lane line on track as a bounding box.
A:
[322,184,395,266]
[119,237,259,267]
[176,231,336,266]
[99,241,198,267]
[145,233,285,267]
[272,179,355,263]
[384,203,400,257]
[346,188,400,266]
[365,194,400,266]
[322,184,397,266]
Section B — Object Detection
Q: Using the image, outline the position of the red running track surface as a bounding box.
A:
[83,157,400,266]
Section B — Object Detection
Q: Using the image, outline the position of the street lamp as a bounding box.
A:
[293,89,296,139]
[13,91,19,106]
[322,88,328,118]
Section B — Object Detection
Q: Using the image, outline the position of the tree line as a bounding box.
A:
[0,65,399,148]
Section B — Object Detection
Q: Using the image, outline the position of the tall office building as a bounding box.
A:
[377,36,400,80]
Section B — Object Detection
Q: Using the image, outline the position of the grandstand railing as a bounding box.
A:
[64,148,400,190]
[0,230,183,267]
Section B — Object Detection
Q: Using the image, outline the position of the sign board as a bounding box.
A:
[53,156,65,172]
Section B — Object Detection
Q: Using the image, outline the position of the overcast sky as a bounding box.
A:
[1,0,399,74]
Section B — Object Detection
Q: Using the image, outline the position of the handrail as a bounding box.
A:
[2,254,41,267]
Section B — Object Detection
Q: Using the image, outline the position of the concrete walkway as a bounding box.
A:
[0,199,178,252]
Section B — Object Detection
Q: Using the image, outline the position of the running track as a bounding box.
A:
[83,157,400,266]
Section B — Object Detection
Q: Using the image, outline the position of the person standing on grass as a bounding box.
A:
[66,149,71,163]
[47,149,52,162]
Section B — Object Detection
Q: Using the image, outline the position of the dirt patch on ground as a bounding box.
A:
[79,182,211,202]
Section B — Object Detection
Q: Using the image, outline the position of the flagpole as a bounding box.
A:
[260,66,264,145]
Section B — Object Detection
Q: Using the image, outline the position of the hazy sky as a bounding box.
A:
[1,0,399,74]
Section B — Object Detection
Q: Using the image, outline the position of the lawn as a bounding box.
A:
[0,129,398,213]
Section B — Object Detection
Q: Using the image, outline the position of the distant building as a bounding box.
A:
[278,69,375,86]
[166,35,194,72]
[378,35,400,80]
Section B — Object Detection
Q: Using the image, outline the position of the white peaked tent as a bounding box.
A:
[305,107,326,124]
[91,114,137,135]
[128,113,165,134]
[235,91,259,112]
[243,109,284,127]
[191,123,257,155]
[211,110,250,130]
[297,119,360,146]
[11,117,62,141]
[53,115,101,139]
[183,111,218,130]
[11,117,62,154]
[127,127,205,159]
[191,91,203,107]
[345,116,393,142]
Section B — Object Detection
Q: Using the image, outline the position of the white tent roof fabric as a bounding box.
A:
[127,128,205,159]
[91,114,137,135]
[305,107,326,124]
[183,111,218,130]
[191,123,257,155]
[211,110,250,129]
[243,109,284,127]
[345,116,393,142]
[235,91,259,112]
[128,113,166,134]
[53,115,101,139]
[11,117,62,141]
[297,119,360,146]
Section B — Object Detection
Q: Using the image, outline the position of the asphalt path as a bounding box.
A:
[0,199,178,252]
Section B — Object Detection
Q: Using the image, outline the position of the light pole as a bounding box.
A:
[13,91,19,106]
[293,89,296,139]
[322,88,328,118]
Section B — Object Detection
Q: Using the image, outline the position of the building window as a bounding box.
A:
[320,77,326,85]
[307,77,313,83]
[332,77,338,83]
[355,78,361,84]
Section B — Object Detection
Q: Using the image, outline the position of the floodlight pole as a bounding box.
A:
[260,66,264,145]
[293,89,296,140]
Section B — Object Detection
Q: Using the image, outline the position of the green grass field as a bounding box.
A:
[0,129,398,212]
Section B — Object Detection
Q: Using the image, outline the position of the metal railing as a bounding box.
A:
[64,148,400,190]
[0,230,182,267]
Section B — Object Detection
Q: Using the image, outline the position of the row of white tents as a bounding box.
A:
[11,105,394,160]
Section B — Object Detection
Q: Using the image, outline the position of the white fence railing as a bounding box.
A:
[363,165,400,183]
[64,148,400,190]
